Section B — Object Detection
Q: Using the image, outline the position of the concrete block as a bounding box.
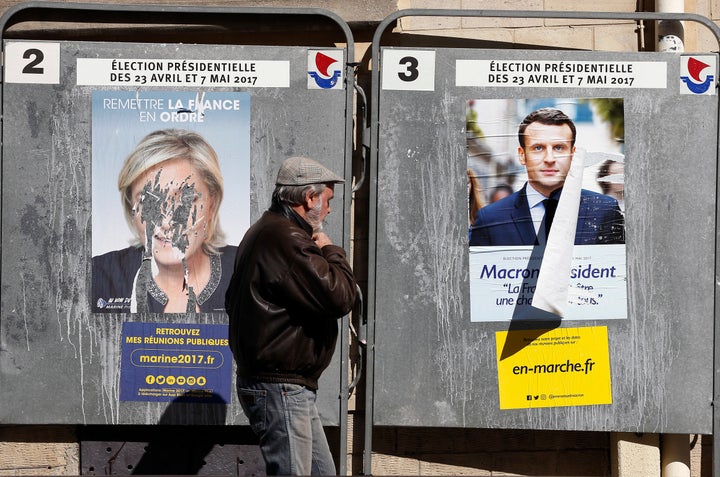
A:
[514,26,594,49]
[610,432,660,477]
[398,16,463,32]
[0,426,79,477]
[399,0,460,7]
[594,24,641,51]
[690,23,720,52]
[370,453,421,475]
[543,0,636,28]
[397,0,462,32]
[459,0,544,29]
[397,0,546,30]
[454,27,515,43]
[385,27,515,43]
[545,0,636,12]
[419,456,493,475]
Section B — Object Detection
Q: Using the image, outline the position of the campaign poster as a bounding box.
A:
[91,91,250,314]
[120,322,233,403]
[495,326,612,409]
[467,98,627,321]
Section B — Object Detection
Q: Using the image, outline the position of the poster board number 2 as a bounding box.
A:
[5,42,61,84]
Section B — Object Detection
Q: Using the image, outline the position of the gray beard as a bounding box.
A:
[305,202,324,233]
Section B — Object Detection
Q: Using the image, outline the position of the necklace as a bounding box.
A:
[147,253,222,308]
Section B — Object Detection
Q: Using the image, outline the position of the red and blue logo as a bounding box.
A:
[680,56,716,95]
[308,50,343,90]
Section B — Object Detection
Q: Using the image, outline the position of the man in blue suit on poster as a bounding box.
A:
[469,108,624,246]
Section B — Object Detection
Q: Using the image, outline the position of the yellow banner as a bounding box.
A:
[495,326,612,409]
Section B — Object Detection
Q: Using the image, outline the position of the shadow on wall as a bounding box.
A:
[80,391,265,475]
[131,391,227,474]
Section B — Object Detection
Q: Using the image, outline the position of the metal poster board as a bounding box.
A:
[366,9,720,446]
[0,3,356,431]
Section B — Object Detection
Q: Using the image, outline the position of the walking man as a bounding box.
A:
[226,156,357,475]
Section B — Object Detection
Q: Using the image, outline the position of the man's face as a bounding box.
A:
[305,184,335,232]
[518,122,575,197]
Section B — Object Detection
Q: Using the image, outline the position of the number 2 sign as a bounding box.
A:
[5,42,60,84]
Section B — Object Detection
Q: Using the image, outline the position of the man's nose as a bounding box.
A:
[543,147,556,162]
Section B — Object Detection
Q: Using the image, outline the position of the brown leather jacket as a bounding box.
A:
[225,201,357,390]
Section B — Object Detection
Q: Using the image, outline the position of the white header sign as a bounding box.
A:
[76,58,290,87]
[456,59,667,89]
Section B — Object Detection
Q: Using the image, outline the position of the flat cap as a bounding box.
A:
[276,156,345,186]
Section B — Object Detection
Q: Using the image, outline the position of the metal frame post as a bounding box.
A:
[366,8,720,475]
[0,3,356,473]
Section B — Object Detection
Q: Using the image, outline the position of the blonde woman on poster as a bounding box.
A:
[92,129,236,313]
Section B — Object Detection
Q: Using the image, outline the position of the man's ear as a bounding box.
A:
[517,146,526,165]
[303,190,316,210]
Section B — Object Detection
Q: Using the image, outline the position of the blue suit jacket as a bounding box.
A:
[469,184,625,246]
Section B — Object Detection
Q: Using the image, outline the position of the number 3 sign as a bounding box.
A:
[5,42,61,84]
[381,49,436,91]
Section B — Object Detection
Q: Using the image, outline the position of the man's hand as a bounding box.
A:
[313,232,333,248]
